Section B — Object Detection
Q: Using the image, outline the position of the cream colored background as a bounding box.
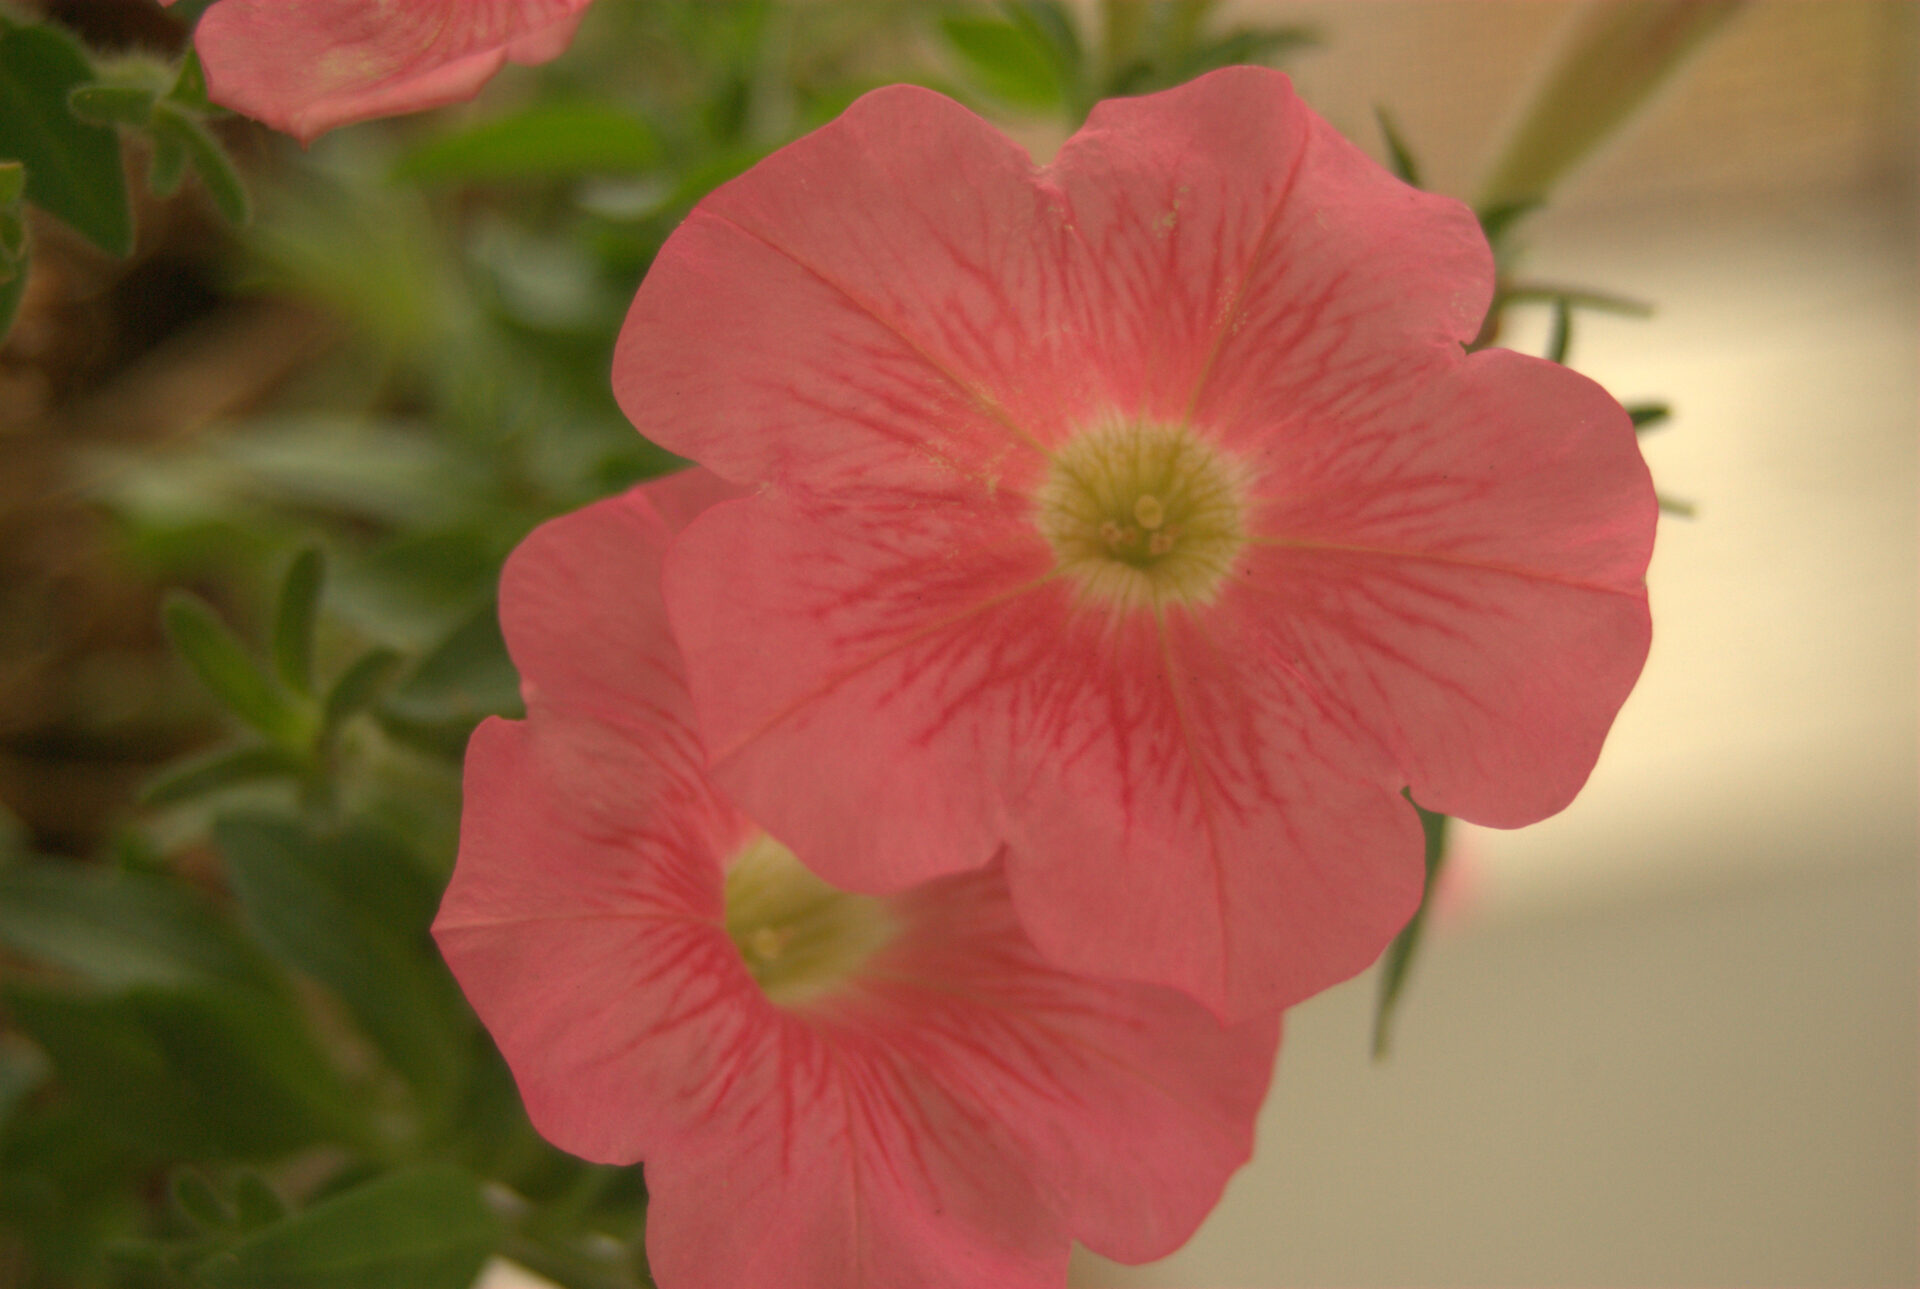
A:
[1072,2,1919,1285]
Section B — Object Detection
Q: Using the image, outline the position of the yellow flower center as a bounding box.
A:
[722,833,895,1008]
[1034,419,1251,610]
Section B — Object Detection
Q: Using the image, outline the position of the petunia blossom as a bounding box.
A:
[166,0,592,143]
[432,473,1281,1289]
[612,68,1657,1021]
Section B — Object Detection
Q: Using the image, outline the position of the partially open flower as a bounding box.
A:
[433,473,1280,1288]
[168,0,592,143]
[614,67,1657,1021]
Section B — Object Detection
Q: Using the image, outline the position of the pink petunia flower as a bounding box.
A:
[432,472,1281,1289]
[165,0,592,143]
[612,68,1657,1021]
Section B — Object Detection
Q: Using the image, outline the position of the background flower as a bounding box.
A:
[434,473,1280,1289]
[167,0,593,142]
[613,67,1657,1021]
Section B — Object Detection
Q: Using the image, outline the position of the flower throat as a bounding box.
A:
[723,833,896,1008]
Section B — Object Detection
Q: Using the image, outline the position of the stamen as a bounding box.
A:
[1033,419,1251,610]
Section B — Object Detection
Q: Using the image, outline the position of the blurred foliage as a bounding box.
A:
[0,0,1712,1283]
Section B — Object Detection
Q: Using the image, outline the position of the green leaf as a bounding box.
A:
[147,126,188,195]
[1372,801,1448,1059]
[321,647,403,735]
[140,741,307,807]
[1627,401,1671,432]
[379,602,521,756]
[1173,23,1317,79]
[1373,106,1421,188]
[1545,295,1572,365]
[163,591,314,749]
[67,83,157,128]
[214,813,467,1100]
[150,100,248,226]
[1475,197,1540,248]
[0,862,279,995]
[0,156,23,207]
[168,49,210,112]
[939,12,1066,110]
[173,1170,235,1231]
[4,984,367,1161]
[232,1172,289,1229]
[391,102,662,184]
[194,1166,502,1289]
[0,234,23,343]
[0,21,133,255]
[272,548,324,697]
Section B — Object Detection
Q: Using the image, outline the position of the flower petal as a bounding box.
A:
[864,866,1280,1263]
[662,488,1055,890]
[1243,348,1656,826]
[190,0,591,142]
[1001,599,1428,1018]
[436,718,749,1164]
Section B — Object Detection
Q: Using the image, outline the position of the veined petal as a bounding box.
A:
[663,488,1056,890]
[438,719,748,1164]
[1244,348,1656,825]
[1000,597,1425,1018]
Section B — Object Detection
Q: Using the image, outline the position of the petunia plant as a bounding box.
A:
[0,2,1728,1286]
[614,67,1657,1022]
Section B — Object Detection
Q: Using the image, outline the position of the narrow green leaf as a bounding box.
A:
[232,1172,289,1230]
[1475,197,1540,248]
[150,101,249,226]
[148,126,188,195]
[1174,24,1318,80]
[1373,106,1421,188]
[1501,281,1653,316]
[939,12,1066,110]
[173,1170,235,1231]
[0,862,280,995]
[391,102,661,184]
[0,196,26,260]
[382,599,522,729]
[321,647,402,735]
[1657,491,1696,518]
[272,548,324,697]
[194,1166,503,1289]
[163,591,312,748]
[1372,802,1448,1060]
[68,83,156,128]
[0,22,133,255]
[215,813,467,1100]
[0,157,23,206]
[139,742,307,808]
[4,984,367,1161]
[1545,295,1572,365]
[167,48,210,112]
[0,235,23,343]
[1627,401,1671,431]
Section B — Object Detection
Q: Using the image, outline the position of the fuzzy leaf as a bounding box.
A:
[0,21,133,254]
